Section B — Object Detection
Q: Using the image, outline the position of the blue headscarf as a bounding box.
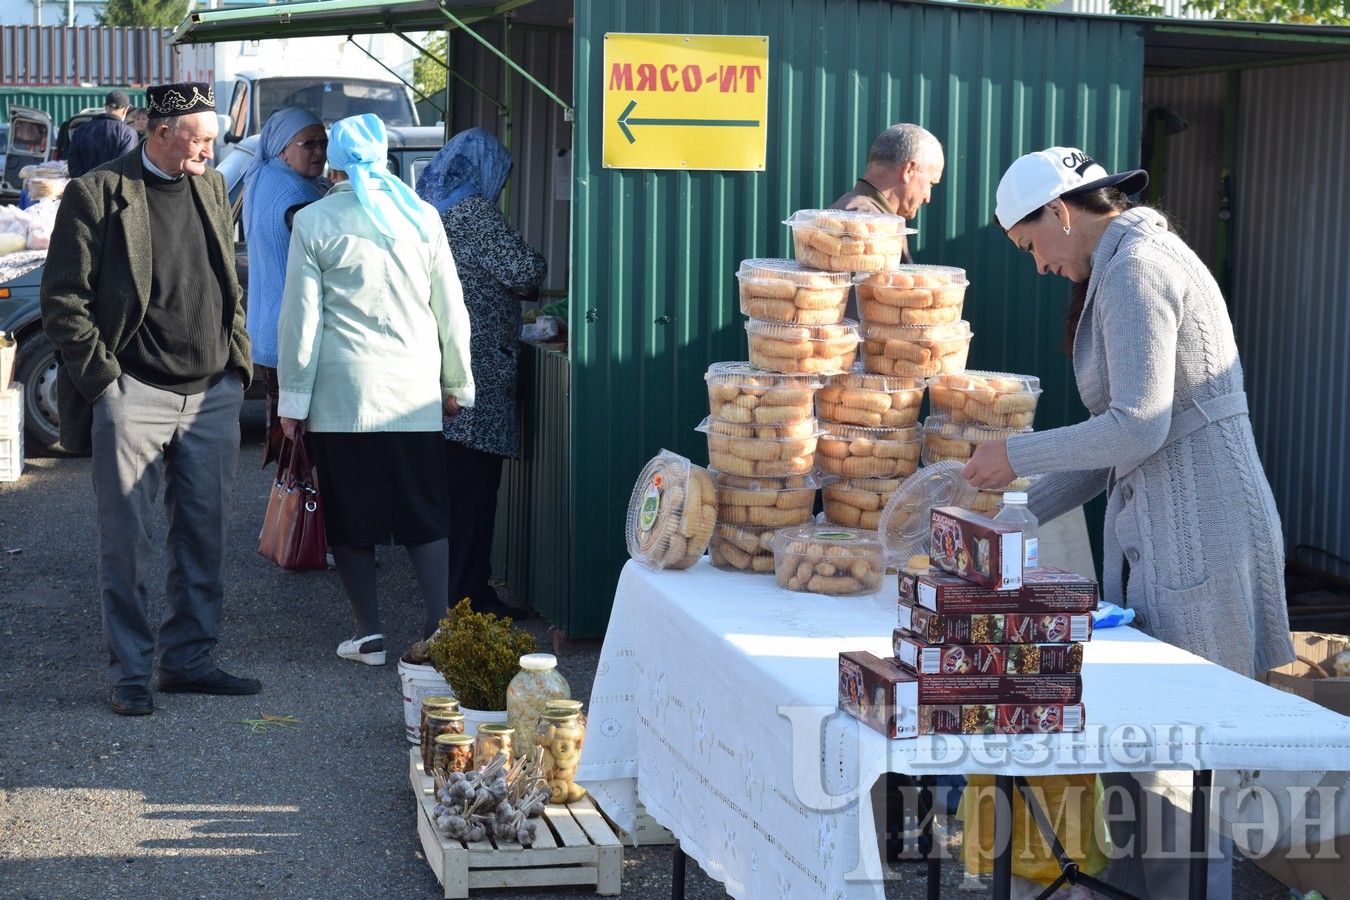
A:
[328,113,435,241]
[416,127,512,213]
[243,106,323,195]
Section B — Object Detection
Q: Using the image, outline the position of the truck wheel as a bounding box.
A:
[13,332,67,456]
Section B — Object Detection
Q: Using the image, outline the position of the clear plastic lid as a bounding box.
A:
[625,450,717,571]
[704,361,825,389]
[930,370,1042,394]
[697,416,822,441]
[860,320,972,341]
[821,475,906,493]
[782,209,917,237]
[922,416,1034,441]
[710,470,820,491]
[745,318,861,342]
[737,258,853,286]
[820,422,922,442]
[876,461,980,564]
[826,368,926,392]
[770,523,885,557]
[854,264,969,287]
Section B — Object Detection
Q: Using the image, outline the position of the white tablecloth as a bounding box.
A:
[577,559,1350,899]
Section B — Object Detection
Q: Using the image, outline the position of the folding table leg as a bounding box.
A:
[918,776,940,900]
[1189,770,1213,900]
[671,840,687,899]
[992,775,1015,900]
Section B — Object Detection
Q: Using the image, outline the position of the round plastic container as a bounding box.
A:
[770,524,885,595]
[815,422,922,480]
[876,461,980,565]
[697,416,821,478]
[783,210,916,273]
[928,370,1043,430]
[709,521,780,574]
[711,470,819,528]
[736,259,853,325]
[855,265,969,326]
[821,476,905,530]
[704,362,822,426]
[745,318,860,375]
[964,476,1041,515]
[859,320,972,378]
[625,450,718,571]
[921,416,1032,466]
[816,369,926,428]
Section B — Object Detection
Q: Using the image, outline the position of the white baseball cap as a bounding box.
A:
[995,146,1148,230]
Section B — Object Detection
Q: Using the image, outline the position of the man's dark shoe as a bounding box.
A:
[474,597,528,621]
[109,684,153,716]
[159,667,262,696]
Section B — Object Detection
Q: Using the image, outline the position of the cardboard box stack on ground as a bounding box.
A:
[1250,631,1350,898]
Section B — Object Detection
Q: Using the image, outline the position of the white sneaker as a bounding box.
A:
[337,634,386,666]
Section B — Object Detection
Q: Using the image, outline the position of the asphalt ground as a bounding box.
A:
[0,401,1290,899]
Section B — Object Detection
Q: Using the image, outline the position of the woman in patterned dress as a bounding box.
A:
[417,128,547,621]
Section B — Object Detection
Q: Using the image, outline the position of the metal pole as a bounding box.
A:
[501,11,511,215]
[1189,770,1213,899]
[670,840,687,899]
[438,5,571,115]
[992,775,1015,900]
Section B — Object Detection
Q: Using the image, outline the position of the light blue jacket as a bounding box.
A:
[276,181,474,432]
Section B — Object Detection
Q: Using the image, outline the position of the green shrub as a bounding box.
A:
[428,599,538,711]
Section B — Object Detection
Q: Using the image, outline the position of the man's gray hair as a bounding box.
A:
[868,123,942,168]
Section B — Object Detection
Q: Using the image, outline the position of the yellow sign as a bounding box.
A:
[602,33,769,171]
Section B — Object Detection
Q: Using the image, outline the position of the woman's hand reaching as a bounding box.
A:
[962,439,1017,490]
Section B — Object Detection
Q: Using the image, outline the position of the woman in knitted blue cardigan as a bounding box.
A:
[244,107,330,463]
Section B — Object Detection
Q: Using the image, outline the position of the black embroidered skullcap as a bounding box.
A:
[146,82,216,119]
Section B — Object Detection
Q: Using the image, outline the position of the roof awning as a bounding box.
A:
[168,0,537,45]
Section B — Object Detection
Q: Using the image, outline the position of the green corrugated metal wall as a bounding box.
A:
[567,0,1144,637]
[0,86,148,128]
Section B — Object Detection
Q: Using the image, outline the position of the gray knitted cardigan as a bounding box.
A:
[1007,207,1294,678]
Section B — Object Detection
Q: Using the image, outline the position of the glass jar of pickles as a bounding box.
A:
[422,710,465,772]
[418,696,460,770]
[506,653,570,760]
[432,733,476,778]
[546,698,586,727]
[537,709,587,804]
[474,723,515,768]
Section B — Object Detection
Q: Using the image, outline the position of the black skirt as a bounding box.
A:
[307,431,449,547]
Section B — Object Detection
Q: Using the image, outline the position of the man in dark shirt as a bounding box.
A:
[832,123,945,265]
[40,81,259,716]
[65,90,139,178]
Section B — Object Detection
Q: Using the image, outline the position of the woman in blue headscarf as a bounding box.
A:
[408,127,546,638]
[244,106,329,464]
[276,114,475,668]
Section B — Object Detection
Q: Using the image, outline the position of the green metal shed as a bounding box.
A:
[171,0,1350,637]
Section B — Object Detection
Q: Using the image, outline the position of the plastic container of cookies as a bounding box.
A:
[928,371,1043,429]
[745,318,860,375]
[876,461,980,565]
[770,524,886,595]
[965,476,1042,515]
[625,450,718,571]
[711,470,819,528]
[698,416,822,478]
[709,522,780,574]
[859,320,972,378]
[736,259,853,325]
[784,210,915,273]
[704,362,822,426]
[815,422,922,480]
[920,416,1032,466]
[855,265,969,326]
[816,369,926,428]
[821,476,904,530]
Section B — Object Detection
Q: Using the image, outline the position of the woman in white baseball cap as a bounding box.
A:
[966,147,1294,899]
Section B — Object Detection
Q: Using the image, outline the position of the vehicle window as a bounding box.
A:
[10,120,48,153]
[229,83,249,141]
[410,157,433,190]
[0,125,9,152]
[217,141,257,206]
[256,78,417,128]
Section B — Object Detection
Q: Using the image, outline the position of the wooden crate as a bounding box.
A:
[599,802,675,847]
[409,748,622,898]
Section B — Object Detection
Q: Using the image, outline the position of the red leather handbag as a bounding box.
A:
[257,435,327,570]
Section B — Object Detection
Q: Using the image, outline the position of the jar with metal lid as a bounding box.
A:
[474,723,515,769]
[506,653,570,760]
[537,709,587,804]
[422,710,466,772]
[432,733,476,778]
[546,698,586,727]
[418,696,460,770]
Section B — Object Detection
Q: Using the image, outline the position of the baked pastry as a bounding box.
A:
[737,259,852,325]
[815,422,922,480]
[927,370,1042,429]
[746,318,860,375]
[626,451,718,570]
[698,416,821,478]
[709,522,781,574]
[816,369,925,428]
[859,321,971,378]
[712,471,818,528]
[784,210,914,273]
[771,525,885,595]
[920,416,1032,466]
[705,362,821,425]
[822,476,904,530]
